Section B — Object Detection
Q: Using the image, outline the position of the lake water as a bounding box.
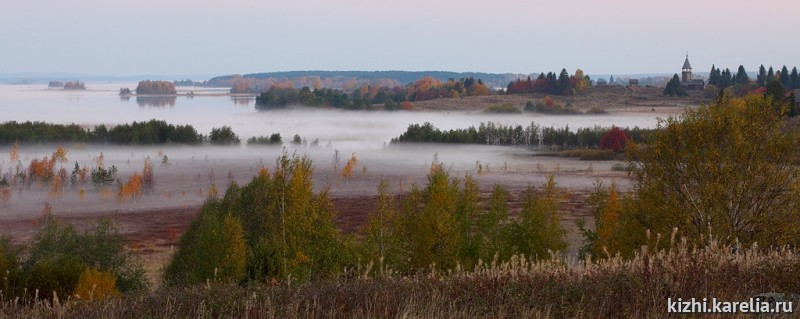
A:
[0,83,675,149]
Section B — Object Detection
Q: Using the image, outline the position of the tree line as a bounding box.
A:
[0,120,241,145]
[390,122,650,149]
[706,64,799,98]
[254,77,491,110]
[165,154,567,284]
[505,69,591,96]
[207,70,517,90]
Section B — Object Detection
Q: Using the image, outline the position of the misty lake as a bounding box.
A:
[0,83,676,149]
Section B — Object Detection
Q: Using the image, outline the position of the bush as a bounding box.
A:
[0,236,19,293]
[25,255,84,299]
[557,149,615,160]
[579,149,615,160]
[208,126,240,145]
[73,268,119,301]
[164,205,247,286]
[484,103,521,114]
[22,216,147,294]
[586,106,607,114]
[247,133,282,145]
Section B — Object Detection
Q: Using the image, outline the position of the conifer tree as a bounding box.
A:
[663,74,688,97]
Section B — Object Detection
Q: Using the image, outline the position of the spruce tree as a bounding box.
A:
[767,66,775,83]
[664,74,688,97]
[709,65,719,86]
[557,68,571,94]
[757,65,767,87]
[735,65,750,85]
[781,66,791,88]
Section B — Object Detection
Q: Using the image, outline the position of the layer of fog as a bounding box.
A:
[0,144,630,219]
[0,83,674,149]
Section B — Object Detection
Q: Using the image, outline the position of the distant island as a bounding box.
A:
[136,80,177,95]
[47,81,86,90]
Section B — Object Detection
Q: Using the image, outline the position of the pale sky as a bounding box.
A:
[1,0,797,77]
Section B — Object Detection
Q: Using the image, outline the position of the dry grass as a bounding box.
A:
[3,239,798,318]
[411,86,708,112]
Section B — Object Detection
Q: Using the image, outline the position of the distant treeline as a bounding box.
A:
[207,70,519,89]
[505,69,591,96]
[255,77,489,110]
[391,122,651,149]
[0,120,209,145]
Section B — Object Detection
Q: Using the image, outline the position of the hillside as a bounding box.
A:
[206,70,524,89]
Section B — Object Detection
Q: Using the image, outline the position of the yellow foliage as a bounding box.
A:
[595,184,620,255]
[341,153,358,179]
[52,145,68,163]
[73,268,119,302]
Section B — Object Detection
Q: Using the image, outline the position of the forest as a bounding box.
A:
[504,69,591,96]
[0,120,239,145]
[391,121,649,150]
[208,70,518,90]
[254,77,491,109]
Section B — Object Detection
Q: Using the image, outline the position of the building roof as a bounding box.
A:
[682,56,692,70]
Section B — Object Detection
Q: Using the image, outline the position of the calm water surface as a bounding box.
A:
[0,83,674,149]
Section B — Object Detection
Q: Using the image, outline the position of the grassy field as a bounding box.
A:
[412,86,707,112]
[3,240,798,318]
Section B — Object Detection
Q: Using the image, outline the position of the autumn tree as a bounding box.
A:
[623,94,800,250]
[119,172,142,204]
[142,160,154,192]
[169,152,349,283]
[593,184,622,255]
[9,142,19,162]
[506,176,567,260]
[52,145,68,163]
[599,127,631,153]
[361,179,402,268]
[340,153,358,183]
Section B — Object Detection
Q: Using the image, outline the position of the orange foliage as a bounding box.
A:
[9,142,19,162]
[28,156,55,183]
[1,188,10,205]
[400,101,414,111]
[341,153,358,179]
[544,96,555,107]
[119,172,143,202]
[49,167,67,198]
